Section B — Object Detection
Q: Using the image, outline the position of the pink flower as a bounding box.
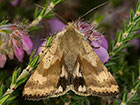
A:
[0,54,7,68]
[15,30,33,55]
[13,39,24,62]
[21,35,33,55]
[47,17,65,34]
[0,24,33,68]
[10,0,19,6]
[74,21,109,63]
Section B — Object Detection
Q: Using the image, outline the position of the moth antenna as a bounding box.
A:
[34,4,67,24]
[52,11,68,25]
[79,2,108,19]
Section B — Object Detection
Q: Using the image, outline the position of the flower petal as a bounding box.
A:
[0,53,7,68]
[21,35,33,55]
[93,46,109,63]
[8,51,14,60]
[11,0,19,6]
[97,35,108,50]
[13,40,24,62]
[91,40,100,48]
[47,17,65,33]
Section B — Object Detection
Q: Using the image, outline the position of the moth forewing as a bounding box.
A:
[23,34,66,100]
[77,40,119,96]
[69,24,119,96]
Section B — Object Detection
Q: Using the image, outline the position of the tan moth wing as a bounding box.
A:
[23,34,69,100]
[72,37,119,96]
[23,22,119,101]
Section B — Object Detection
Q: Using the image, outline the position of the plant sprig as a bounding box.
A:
[109,1,140,57]
[0,53,39,105]
[28,0,64,28]
[119,60,140,105]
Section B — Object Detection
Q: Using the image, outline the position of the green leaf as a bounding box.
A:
[0,20,8,26]
[40,5,47,17]
[6,95,18,104]
[114,45,123,54]
[46,36,53,47]
[29,50,36,62]
[0,84,4,97]
[116,31,123,43]
[29,55,39,67]
[16,76,28,87]
[52,0,64,5]
[131,72,135,86]
[136,2,139,11]
[132,26,140,32]
[113,100,119,105]
[126,25,133,33]
[34,7,38,19]
[128,97,140,103]
[22,19,29,26]
[44,11,55,18]
[11,70,17,85]
[134,15,140,22]
[16,68,22,77]
[136,2,140,11]
[122,34,134,43]
[123,20,126,32]
[129,9,134,23]
[0,94,10,105]
[109,40,115,53]
[122,90,128,103]
[28,26,43,32]
[133,81,140,90]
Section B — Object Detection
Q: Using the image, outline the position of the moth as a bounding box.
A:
[23,22,119,101]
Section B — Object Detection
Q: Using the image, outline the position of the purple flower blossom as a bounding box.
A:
[16,30,33,55]
[47,17,65,34]
[0,54,7,68]
[0,24,33,68]
[74,21,109,63]
[12,39,24,62]
[10,0,19,6]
